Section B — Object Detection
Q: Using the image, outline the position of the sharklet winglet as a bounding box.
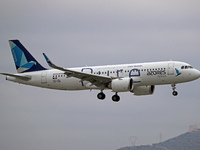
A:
[42,53,64,71]
[43,53,54,66]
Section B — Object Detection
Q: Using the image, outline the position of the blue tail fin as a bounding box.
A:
[9,40,46,73]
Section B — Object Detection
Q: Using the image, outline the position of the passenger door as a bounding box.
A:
[168,63,174,75]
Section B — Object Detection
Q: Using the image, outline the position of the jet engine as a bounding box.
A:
[133,85,155,95]
[111,78,134,92]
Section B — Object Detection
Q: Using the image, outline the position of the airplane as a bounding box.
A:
[1,40,200,102]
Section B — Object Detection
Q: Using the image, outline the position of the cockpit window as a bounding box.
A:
[189,66,193,69]
[181,66,193,69]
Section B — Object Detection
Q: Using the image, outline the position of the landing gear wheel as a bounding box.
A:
[171,83,178,96]
[112,94,120,102]
[172,91,178,96]
[97,92,106,100]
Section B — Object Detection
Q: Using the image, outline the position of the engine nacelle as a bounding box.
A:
[111,78,134,92]
[133,85,155,95]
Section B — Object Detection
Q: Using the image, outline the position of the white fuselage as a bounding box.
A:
[6,61,200,91]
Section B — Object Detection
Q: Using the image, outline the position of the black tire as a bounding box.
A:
[112,95,120,102]
[97,92,106,100]
[172,91,178,96]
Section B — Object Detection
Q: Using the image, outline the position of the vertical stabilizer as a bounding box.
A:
[9,40,46,73]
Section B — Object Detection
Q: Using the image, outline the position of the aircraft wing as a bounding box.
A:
[43,53,112,87]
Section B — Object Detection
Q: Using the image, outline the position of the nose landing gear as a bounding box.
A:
[171,84,178,96]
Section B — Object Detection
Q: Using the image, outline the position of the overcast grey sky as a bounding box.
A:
[0,0,200,150]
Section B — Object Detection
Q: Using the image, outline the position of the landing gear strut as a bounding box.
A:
[112,93,120,102]
[171,84,178,96]
[97,92,106,100]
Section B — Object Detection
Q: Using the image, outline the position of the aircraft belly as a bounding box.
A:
[62,78,86,90]
[6,72,86,90]
[47,77,86,90]
[142,76,189,85]
[141,75,177,85]
[141,75,163,85]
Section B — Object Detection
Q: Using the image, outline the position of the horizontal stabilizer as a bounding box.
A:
[0,73,31,81]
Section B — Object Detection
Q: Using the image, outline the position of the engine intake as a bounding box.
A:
[111,78,134,92]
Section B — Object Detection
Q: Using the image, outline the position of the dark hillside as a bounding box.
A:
[158,129,200,150]
[118,129,200,150]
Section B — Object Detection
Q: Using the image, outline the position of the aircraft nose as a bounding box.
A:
[194,69,200,79]
[198,70,200,78]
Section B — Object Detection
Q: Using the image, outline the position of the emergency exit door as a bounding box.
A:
[41,71,47,83]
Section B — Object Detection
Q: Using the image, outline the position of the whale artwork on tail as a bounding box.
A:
[9,40,46,73]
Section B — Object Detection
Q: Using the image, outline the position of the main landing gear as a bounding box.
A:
[171,83,178,96]
[97,92,106,100]
[97,92,120,102]
[112,93,120,102]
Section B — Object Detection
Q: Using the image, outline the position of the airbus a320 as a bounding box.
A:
[1,40,200,102]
